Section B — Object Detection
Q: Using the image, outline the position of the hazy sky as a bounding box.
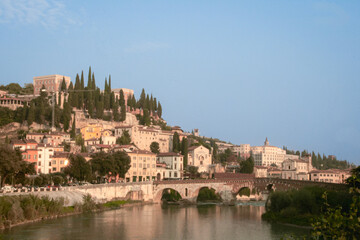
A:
[0,0,359,164]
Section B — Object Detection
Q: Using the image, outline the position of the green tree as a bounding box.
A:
[70,116,76,139]
[157,102,162,118]
[181,137,188,168]
[112,101,120,121]
[27,102,35,126]
[239,156,254,174]
[0,145,35,187]
[64,154,91,182]
[150,142,160,154]
[120,104,126,121]
[119,90,125,106]
[116,130,131,145]
[172,132,180,153]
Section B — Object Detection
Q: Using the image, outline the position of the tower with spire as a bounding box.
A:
[264,137,269,146]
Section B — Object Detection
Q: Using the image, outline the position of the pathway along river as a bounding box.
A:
[1,203,309,240]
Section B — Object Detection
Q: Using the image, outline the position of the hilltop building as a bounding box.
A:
[33,75,71,95]
[251,138,286,167]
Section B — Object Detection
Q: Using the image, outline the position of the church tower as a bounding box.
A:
[264,137,269,146]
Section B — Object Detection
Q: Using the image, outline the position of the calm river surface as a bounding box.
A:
[1,203,309,240]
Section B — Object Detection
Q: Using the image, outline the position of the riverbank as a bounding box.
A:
[0,194,152,230]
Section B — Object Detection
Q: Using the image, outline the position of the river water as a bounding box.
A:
[1,203,309,240]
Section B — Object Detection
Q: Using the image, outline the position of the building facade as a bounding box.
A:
[125,150,157,182]
[157,152,183,180]
[252,138,286,167]
[33,75,71,95]
[187,145,212,173]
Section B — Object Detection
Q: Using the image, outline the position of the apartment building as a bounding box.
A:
[252,138,286,167]
[33,75,71,95]
[157,152,183,180]
[125,150,157,182]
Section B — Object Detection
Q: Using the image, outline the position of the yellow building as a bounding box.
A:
[80,124,103,141]
[125,150,157,182]
[51,152,70,173]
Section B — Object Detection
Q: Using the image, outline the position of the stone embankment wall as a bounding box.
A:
[0,182,153,206]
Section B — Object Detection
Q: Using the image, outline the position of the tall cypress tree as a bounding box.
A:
[27,102,35,125]
[120,104,126,122]
[113,101,120,121]
[70,115,76,139]
[127,95,132,110]
[138,88,146,109]
[181,138,188,168]
[92,73,96,90]
[157,102,162,118]
[87,67,92,88]
[173,132,180,153]
[119,90,125,106]
[74,74,80,109]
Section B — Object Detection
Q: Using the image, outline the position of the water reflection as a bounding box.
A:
[1,204,309,240]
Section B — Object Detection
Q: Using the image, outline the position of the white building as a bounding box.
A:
[251,138,286,167]
[281,156,312,180]
[157,152,183,180]
[187,145,212,173]
[37,144,64,174]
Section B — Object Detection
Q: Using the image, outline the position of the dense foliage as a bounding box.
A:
[0,145,35,187]
[283,146,352,170]
[197,187,221,202]
[64,151,131,183]
[161,189,182,202]
[263,186,352,226]
[0,83,33,95]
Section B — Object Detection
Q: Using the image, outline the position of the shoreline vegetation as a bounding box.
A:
[0,194,144,230]
[261,186,352,227]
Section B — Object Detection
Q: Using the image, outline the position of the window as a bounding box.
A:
[49,162,51,166]
[38,162,41,166]
[139,163,142,168]
[39,154,42,158]
[174,172,178,178]
[133,163,136,168]
[60,160,63,164]
[52,167,56,171]
[169,172,172,178]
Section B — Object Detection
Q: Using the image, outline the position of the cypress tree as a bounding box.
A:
[145,94,150,110]
[87,67,92,88]
[120,104,126,121]
[62,101,71,132]
[110,92,115,109]
[61,77,67,91]
[70,116,76,139]
[131,95,136,109]
[27,102,35,126]
[58,92,62,107]
[157,102,162,118]
[92,73,96,90]
[108,75,111,93]
[22,103,28,123]
[119,90,125,106]
[113,102,120,121]
[74,74,80,108]
[87,92,94,118]
[173,132,180,153]
[154,97,157,111]
[138,88,146,109]
[80,71,85,108]
[127,95,132,110]
[181,138,188,168]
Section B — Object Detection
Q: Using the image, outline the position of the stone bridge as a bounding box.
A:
[2,177,347,205]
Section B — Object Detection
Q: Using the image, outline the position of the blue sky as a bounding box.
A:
[0,0,359,164]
